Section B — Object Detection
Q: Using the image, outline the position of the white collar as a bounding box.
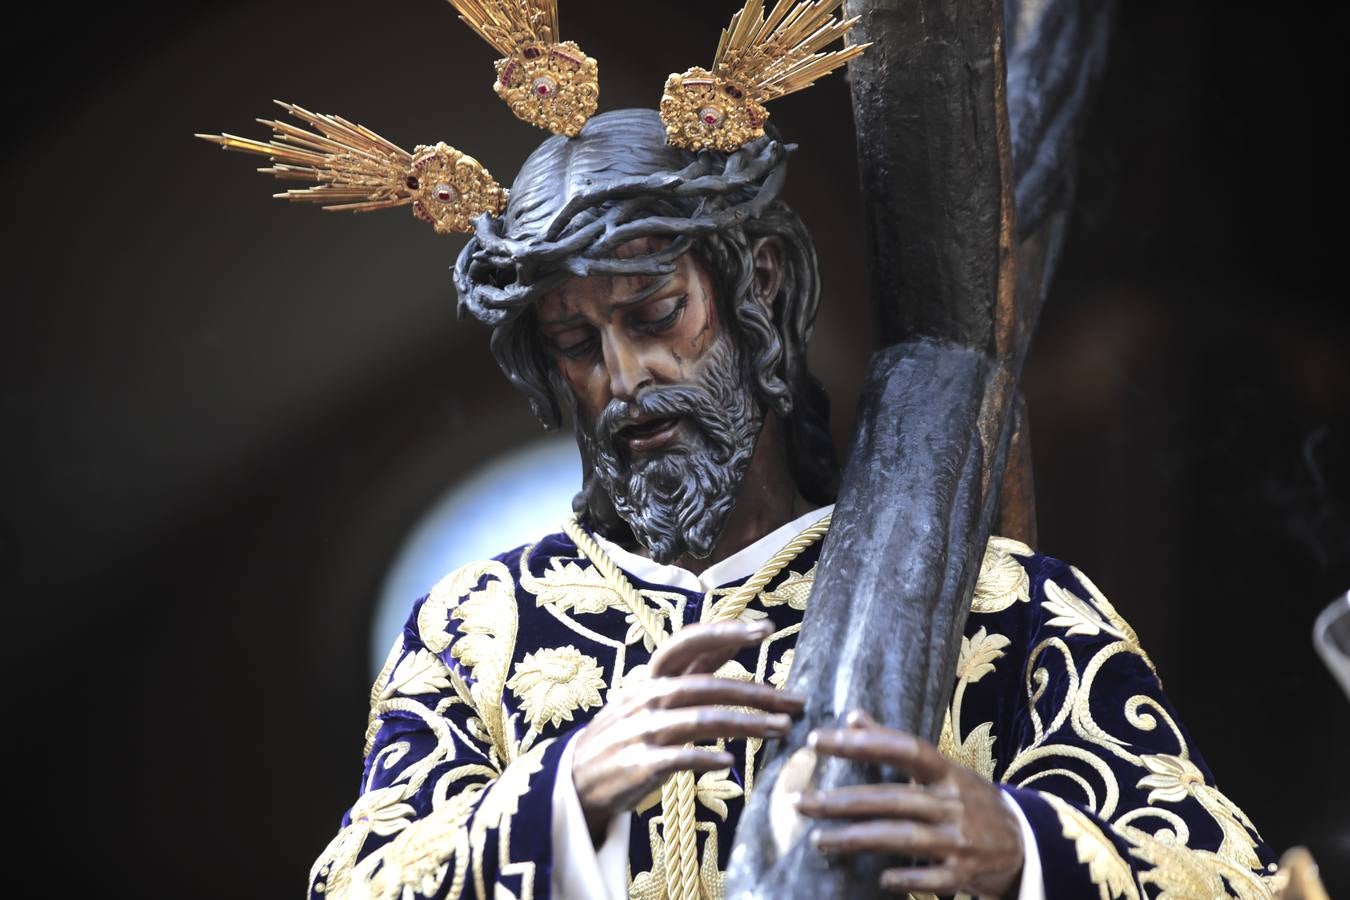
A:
[593,504,834,593]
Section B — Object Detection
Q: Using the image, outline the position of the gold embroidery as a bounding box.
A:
[972,537,1033,613]
[939,626,1011,779]
[1044,793,1142,900]
[567,515,830,900]
[1006,562,1271,895]
[769,648,794,688]
[505,645,607,731]
[369,787,481,900]
[382,647,454,700]
[1070,566,1157,674]
[695,768,744,820]
[519,551,628,616]
[1121,823,1276,899]
[1042,579,1128,640]
[1136,754,1263,870]
[759,565,815,610]
[365,634,405,757]
[442,560,520,765]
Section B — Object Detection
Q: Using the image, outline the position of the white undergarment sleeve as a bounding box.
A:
[550,732,631,900]
[1001,788,1046,900]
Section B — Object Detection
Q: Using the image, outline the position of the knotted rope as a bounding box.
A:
[563,512,831,900]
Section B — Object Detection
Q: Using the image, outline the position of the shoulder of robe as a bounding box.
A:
[410,530,577,654]
[972,535,1156,673]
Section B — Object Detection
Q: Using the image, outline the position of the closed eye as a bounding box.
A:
[630,294,687,333]
[545,326,599,360]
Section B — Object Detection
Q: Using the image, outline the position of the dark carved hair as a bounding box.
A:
[453,109,838,515]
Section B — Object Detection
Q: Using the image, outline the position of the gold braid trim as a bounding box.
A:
[709,513,832,624]
[562,517,668,647]
[563,512,831,900]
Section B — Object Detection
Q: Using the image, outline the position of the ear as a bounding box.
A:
[750,236,785,313]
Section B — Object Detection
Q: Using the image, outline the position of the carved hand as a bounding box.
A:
[799,710,1024,898]
[572,620,805,839]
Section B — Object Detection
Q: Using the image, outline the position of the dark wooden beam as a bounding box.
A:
[727,0,1114,895]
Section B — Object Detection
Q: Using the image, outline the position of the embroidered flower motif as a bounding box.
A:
[1137,754,1204,804]
[1044,794,1142,900]
[1136,753,1263,869]
[1042,579,1127,640]
[528,558,627,615]
[956,626,1012,683]
[348,783,418,836]
[506,646,606,731]
[696,768,744,820]
[972,538,1032,613]
[380,648,453,700]
[760,566,815,610]
[769,648,794,688]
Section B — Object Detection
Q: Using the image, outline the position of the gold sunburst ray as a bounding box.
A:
[445,0,597,136]
[661,0,870,151]
[195,101,507,234]
[447,0,558,54]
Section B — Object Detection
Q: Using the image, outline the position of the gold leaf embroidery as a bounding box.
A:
[759,565,815,609]
[523,557,628,616]
[957,626,1012,684]
[1070,566,1157,674]
[381,648,453,700]
[972,537,1033,613]
[1045,793,1142,899]
[419,559,519,765]
[1136,754,1263,869]
[714,659,754,682]
[1121,825,1275,900]
[939,627,1010,781]
[696,768,744,821]
[349,783,418,837]
[1042,580,1127,640]
[368,786,481,900]
[769,648,794,688]
[505,645,606,731]
[946,720,998,781]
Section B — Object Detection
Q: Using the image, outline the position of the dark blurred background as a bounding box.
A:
[4,0,1347,895]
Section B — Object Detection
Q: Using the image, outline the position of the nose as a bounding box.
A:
[602,331,653,403]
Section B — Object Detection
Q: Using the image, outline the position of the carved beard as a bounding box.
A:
[576,333,763,565]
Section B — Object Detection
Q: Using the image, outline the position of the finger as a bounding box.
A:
[812,820,962,858]
[878,865,960,895]
[650,621,773,677]
[651,674,806,714]
[809,726,949,784]
[844,708,877,729]
[641,707,793,746]
[643,746,736,781]
[796,784,960,823]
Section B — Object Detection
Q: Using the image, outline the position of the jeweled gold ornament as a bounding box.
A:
[661,0,869,152]
[195,102,506,235]
[447,0,598,136]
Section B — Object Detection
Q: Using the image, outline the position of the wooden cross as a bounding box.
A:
[727,0,1115,894]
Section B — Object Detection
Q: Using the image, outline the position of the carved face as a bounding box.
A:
[536,237,765,562]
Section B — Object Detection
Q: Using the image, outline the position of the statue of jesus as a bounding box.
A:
[302,109,1279,899]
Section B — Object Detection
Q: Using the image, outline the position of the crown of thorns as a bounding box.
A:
[196,0,866,239]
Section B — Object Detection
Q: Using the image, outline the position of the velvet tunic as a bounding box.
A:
[307,521,1277,899]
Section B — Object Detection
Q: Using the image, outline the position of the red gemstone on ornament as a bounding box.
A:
[538,84,551,95]
[434,183,456,202]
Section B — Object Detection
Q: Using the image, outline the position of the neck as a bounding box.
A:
[673,412,808,574]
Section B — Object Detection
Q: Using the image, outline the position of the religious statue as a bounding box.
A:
[199,1,1292,897]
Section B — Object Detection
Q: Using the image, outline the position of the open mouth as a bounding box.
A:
[620,416,681,452]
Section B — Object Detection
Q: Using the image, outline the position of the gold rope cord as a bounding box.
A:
[563,512,831,900]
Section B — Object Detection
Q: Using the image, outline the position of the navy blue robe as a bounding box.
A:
[308,526,1277,899]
